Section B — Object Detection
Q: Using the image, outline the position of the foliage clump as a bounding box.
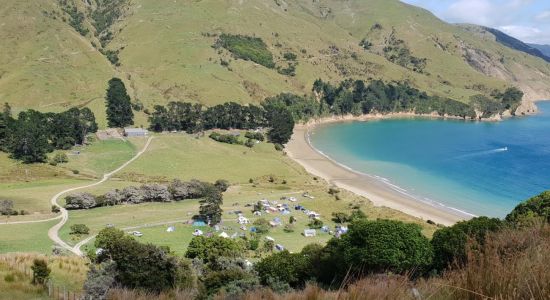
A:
[216,34,275,69]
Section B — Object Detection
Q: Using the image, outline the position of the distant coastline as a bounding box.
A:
[286,122,474,226]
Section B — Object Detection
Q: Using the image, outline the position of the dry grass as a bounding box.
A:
[107,288,197,300]
[0,253,88,292]
[439,223,550,299]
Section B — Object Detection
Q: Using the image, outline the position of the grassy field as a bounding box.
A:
[0,179,87,216]
[54,133,437,257]
[60,138,137,178]
[121,133,305,183]
[0,221,55,253]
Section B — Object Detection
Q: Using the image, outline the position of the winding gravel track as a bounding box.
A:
[46,137,154,256]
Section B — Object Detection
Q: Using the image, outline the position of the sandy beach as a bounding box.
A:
[286,122,473,226]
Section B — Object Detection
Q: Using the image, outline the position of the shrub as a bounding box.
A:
[83,261,117,300]
[253,218,270,234]
[506,190,550,225]
[308,219,323,229]
[70,224,90,235]
[245,138,255,148]
[255,251,311,288]
[331,212,350,224]
[72,169,80,174]
[216,34,275,68]
[51,205,60,213]
[274,143,283,151]
[185,236,244,265]
[209,132,242,145]
[283,52,297,61]
[244,131,264,141]
[431,216,504,271]
[0,199,14,215]
[214,179,230,192]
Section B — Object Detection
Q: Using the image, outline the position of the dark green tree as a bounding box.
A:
[105,78,134,128]
[266,107,294,145]
[31,259,51,285]
[319,219,432,284]
[185,236,244,265]
[7,111,51,163]
[95,227,194,293]
[255,250,310,288]
[431,216,503,271]
[198,184,223,225]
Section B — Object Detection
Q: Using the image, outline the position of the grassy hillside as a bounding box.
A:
[2,0,550,126]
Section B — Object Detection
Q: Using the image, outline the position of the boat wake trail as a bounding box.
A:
[455,147,508,159]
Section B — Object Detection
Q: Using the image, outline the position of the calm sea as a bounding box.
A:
[310,101,550,218]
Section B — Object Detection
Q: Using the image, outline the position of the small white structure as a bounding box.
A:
[219,232,229,238]
[132,231,143,237]
[265,236,275,242]
[308,212,321,219]
[124,128,149,137]
[166,226,175,232]
[304,229,317,237]
[253,211,262,216]
[288,197,297,202]
[192,229,204,236]
[238,216,250,224]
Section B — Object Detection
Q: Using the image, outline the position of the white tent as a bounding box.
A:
[304,229,317,237]
[192,229,203,236]
[166,226,175,232]
[219,232,229,238]
[238,216,250,224]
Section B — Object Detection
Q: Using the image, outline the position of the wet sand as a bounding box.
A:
[286,124,472,226]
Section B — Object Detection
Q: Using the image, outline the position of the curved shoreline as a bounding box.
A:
[286,122,473,226]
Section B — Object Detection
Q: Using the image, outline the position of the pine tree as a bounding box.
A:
[267,107,294,145]
[199,184,223,225]
[7,111,50,163]
[105,78,134,128]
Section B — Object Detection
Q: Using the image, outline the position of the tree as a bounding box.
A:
[252,218,270,234]
[105,78,134,128]
[266,107,294,145]
[31,259,51,285]
[0,200,14,215]
[255,251,310,288]
[506,191,550,225]
[140,184,171,202]
[6,111,51,163]
[65,193,97,209]
[214,179,230,192]
[70,224,90,235]
[83,261,117,300]
[185,236,244,266]
[94,227,195,293]
[199,184,223,225]
[431,216,503,271]
[326,219,433,280]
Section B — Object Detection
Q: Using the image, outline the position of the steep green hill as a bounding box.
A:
[1,0,550,125]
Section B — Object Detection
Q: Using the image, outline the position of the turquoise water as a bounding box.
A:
[310,101,550,218]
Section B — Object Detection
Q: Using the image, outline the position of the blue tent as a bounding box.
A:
[193,221,207,227]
